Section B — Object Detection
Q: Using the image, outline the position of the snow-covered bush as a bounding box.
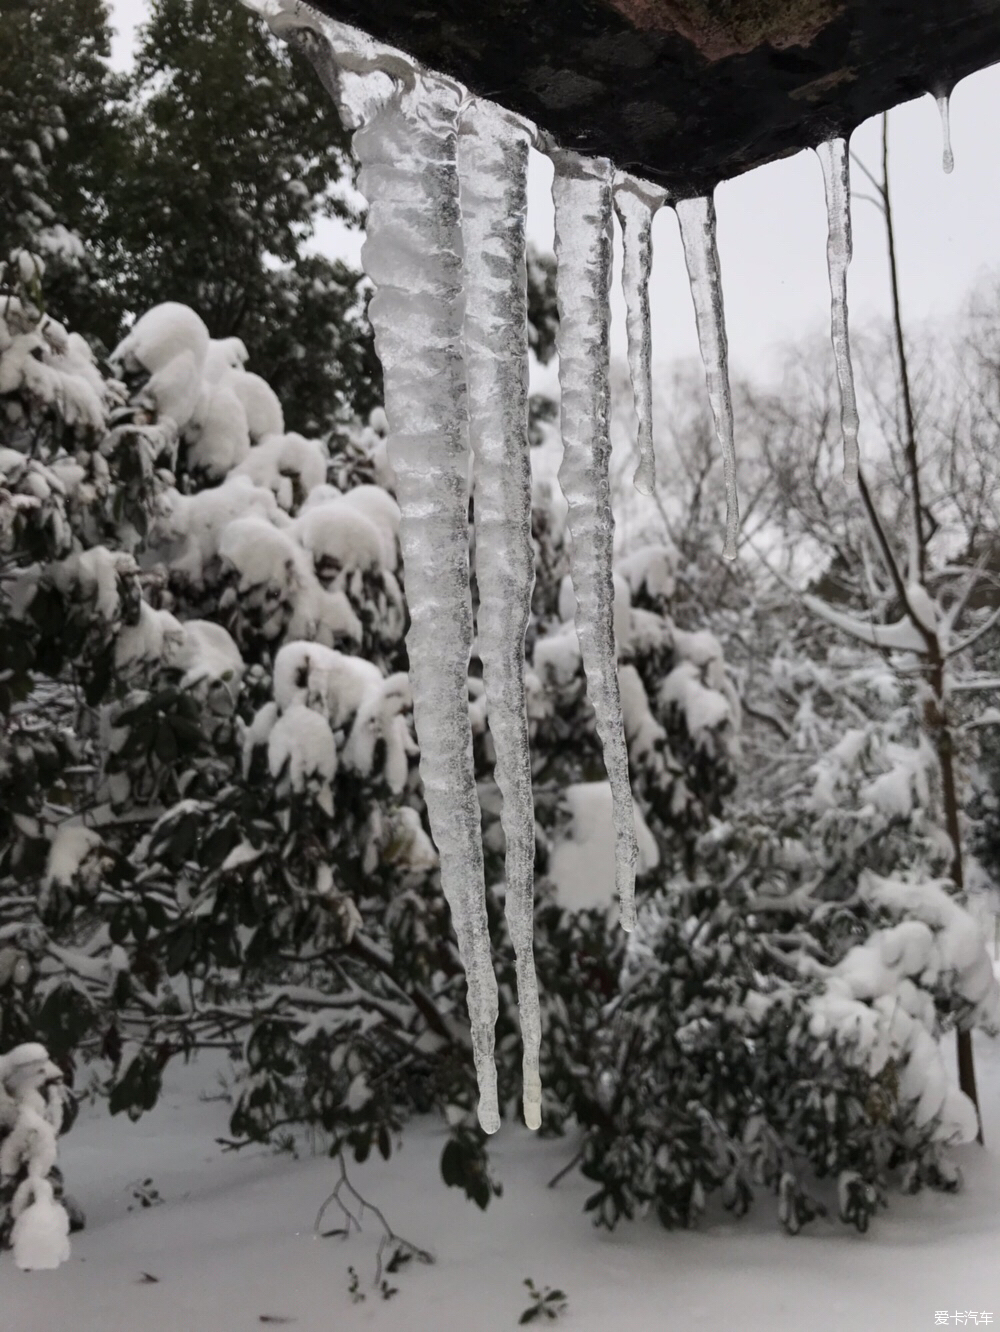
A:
[555,629,999,1235]
[7,242,993,1251]
[0,1043,72,1269]
[1,265,745,1220]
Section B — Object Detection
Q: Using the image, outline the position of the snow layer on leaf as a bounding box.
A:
[381,805,438,872]
[111,303,210,377]
[188,382,251,479]
[533,626,582,690]
[334,484,400,570]
[272,640,382,730]
[233,432,326,511]
[174,619,244,692]
[220,366,283,441]
[295,498,384,576]
[617,543,677,605]
[0,305,107,430]
[660,659,731,740]
[52,546,128,621]
[45,826,104,888]
[204,337,249,382]
[299,483,343,513]
[219,515,306,595]
[156,475,283,580]
[290,581,363,648]
[267,702,337,793]
[115,602,185,671]
[0,1043,70,1269]
[341,671,411,791]
[860,872,1000,1023]
[143,350,203,430]
[550,781,659,914]
[34,224,85,264]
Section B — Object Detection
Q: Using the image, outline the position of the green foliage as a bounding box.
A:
[103,0,379,429]
[0,0,126,336]
[1,0,379,430]
[440,1126,503,1210]
[519,1278,568,1324]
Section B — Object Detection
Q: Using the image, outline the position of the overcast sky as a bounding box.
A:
[109,0,1000,383]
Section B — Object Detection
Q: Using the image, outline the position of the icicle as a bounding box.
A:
[936,90,955,174]
[551,150,639,932]
[352,75,501,1135]
[457,100,542,1130]
[674,195,739,560]
[613,174,666,498]
[815,138,860,487]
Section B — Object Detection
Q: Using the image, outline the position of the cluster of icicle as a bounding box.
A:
[245,0,955,1134]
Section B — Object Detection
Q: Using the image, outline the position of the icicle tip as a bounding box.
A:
[478,1103,501,1135]
[935,91,955,175]
[633,457,655,497]
[523,1077,542,1131]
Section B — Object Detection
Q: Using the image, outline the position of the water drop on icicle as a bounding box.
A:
[457,99,542,1130]
[354,74,501,1134]
[674,194,739,560]
[815,137,860,487]
[936,90,955,174]
[613,174,666,498]
[551,150,639,932]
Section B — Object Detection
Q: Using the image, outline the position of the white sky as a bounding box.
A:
[109,0,1000,381]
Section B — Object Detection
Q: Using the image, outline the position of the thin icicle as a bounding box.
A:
[674,195,739,560]
[457,99,542,1130]
[816,137,860,487]
[354,74,501,1135]
[936,91,955,174]
[613,174,666,498]
[551,150,638,933]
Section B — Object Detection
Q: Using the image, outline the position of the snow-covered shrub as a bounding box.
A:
[0,1043,72,1269]
[2,268,747,1226]
[556,631,999,1235]
[11,248,991,1250]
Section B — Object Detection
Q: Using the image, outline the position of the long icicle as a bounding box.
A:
[457,99,542,1130]
[936,90,955,174]
[613,175,665,498]
[552,150,638,933]
[674,194,739,560]
[816,138,860,487]
[354,74,500,1134]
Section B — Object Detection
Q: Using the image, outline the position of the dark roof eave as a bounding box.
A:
[302,0,1000,196]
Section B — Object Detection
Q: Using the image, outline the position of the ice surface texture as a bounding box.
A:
[613,175,665,499]
[674,195,740,561]
[355,76,502,1134]
[816,138,860,486]
[551,150,639,933]
[457,100,543,1130]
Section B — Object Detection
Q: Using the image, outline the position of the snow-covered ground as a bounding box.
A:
[3,1030,997,1331]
